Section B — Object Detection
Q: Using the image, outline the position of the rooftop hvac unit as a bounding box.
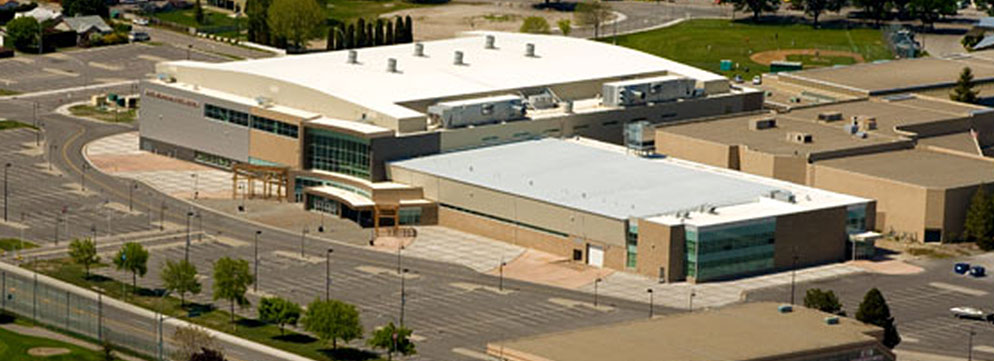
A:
[778,305,793,313]
[843,123,858,135]
[856,116,877,131]
[347,50,358,64]
[454,51,465,65]
[817,111,842,122]
[602,75,696,107]
[824,316,840,325]
[413,42,425,57]
[255,96,272,107]
[770,190,796,203]
[749,117,777,130]
[786,131,812,144]
[485,35,496,49]
[427,94,525,129]
[527,93,557,109]
[525,43,536,57]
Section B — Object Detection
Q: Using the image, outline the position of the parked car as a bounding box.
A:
[955,262,971,274]
[951,306,992,321]
[752,75,762,85]
[131,17,149,26]
[128,31,150,42]
[970,266,986,277]
[733,75,743,83]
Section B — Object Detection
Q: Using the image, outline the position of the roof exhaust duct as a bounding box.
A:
[347,50,358,64]
[414,42,425,57]
[485,35,496,49]
[454,50,465,65]
[525,43,536,57]
[387,58,398,73]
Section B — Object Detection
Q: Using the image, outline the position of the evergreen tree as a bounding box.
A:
[374,19,384,46]
[386,20,394,45]
[327,26,335,50]
[195,0,206,25]
[356,18,366,47]
[856,288,901,349]
[803,288,844,315]
[345,23,355,49]
[405,15,413,42]
[335,25,345,50]
[366,22,374,47]
[951,67,980,104]
[394,16,404,43]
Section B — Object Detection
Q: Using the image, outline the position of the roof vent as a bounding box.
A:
[454,50,465,65]
[778,305,793,313]
[786,131,812,144]
[347,50,358,64]
[749,117,776,130]
[817,111,842,122]
[387,58,398,73]
[485,35,496,49]
[825,316,840,325]
[525,43,536,57]
[413,42,425,57]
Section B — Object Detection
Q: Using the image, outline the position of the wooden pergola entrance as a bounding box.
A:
[231,163,290,201]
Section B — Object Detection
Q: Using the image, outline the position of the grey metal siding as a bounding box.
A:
[138,81,250,162]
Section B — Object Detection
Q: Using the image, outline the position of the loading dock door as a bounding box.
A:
[587,245,604,268]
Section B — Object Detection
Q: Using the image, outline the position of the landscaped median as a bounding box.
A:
[0,120,38,131]
[68,105,136,124]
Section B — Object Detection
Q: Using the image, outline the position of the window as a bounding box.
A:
[481,103,494,115]
[398,208,422,225]
[924,229,942,242]
[626,222,638,268]
[204,104,249,127]
[251,115,299,138]
[846,205,868,234]
[304,128,371,180]
[686,218,776,281]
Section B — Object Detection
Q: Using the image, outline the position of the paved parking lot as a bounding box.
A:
[747,254,994,360]
[0,43,220,94]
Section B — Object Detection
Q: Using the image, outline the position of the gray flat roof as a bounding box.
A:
[390,138,783,220]
[817,148,994,188]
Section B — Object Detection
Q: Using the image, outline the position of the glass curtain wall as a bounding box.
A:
[686,217,776,281]
[304,128,371,180]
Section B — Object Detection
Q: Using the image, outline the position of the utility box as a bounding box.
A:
[602,75,696,108]
[428,95,525,129]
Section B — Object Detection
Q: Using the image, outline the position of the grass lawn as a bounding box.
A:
[612,19,894,79]
[68,105,136,123]
[29,258,385,361]
[153,8,247,38]
[0,89,20,96]
[0,326,110,361]
[325,0,433,24]
[0,239,38,252]
[0,120,37,131]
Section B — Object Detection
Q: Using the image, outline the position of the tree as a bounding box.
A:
[978,0,994,15]
[404,15,413,43]
[267,0,325,49]
[195,0,206,25]
[394,16,405,43]
[853,0,889,26]
[722,0,781,21]
[172,325,222,361]
[519,16,551,34]
[574,1,611,38]
[5,17,40,52]
[190,348,227,361]
[102,341,114,361]
[345,23,355,49]
[212,257,254,326]
[162,259,202,306]
[113,242,149,294]
[69,238,100,279]
[557,19,571,36]
[803,0,847,26]
[366,22,374,47]
[302,299,363,349]
[356,18,366,47]
[963,185,994,245]
[62,0,109,17]
[856,288,901,349]
[910,0,958,28]
[950,67,980,104]
[374,19,384,46]
[258,297,302,336]
[368,322,416,360]
[246,0,273,44]
[386,20,394,45]
[803,288,845,315]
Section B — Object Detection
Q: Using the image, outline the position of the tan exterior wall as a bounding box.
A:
[810,164,929,241]
[636,219,686,282]
[941,185,982,241]
[438,206,578,259]
[773,206,848,269]
[772,154,809,185]
[248,130,300,167]
[655,131,738,169]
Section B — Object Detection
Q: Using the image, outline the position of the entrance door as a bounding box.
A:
[587,244,604,268]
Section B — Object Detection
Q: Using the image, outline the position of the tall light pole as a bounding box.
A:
[968,327,976,361]
[300,227,309,258]
[159,201,166,231]
[647,288,654,318]
[253,230,261,293]
[48,144,56,171]
[790,246,798,305]
[399,268,409,328]
[325,248,333,301]
[4,162,10,223]
[129,182,137,212]
[689,289,696,312]
[191,173,199,200]
[396,244,404,274]
[498,259,506,291]
[593,278,601,307]
[185,211,194,262]
[81,163,89,192]
[196,212,203,243]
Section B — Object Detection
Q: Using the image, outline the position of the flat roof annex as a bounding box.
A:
[390,138,784,220]
[816,148,994,189]
[491,302,887,361]
[160,31,725,119]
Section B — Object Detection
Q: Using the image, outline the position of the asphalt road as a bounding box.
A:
[746,254,994,360]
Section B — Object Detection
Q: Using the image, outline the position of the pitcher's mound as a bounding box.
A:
[750,49,865,65]
[27,347,71,357]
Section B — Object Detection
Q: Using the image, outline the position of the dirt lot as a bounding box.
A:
[749,48,865,65]
[382,3,577,40]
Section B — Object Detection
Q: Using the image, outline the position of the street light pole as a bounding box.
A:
[3,162,10,223]
[81,163,89,192]
[647,289,654,318]
[191,173,199,200]
[254,230,261,293]
[689,289,696,312]
[159,201,166,231]
[396,244,403,274]
[594,278,601,307]
[129,182,137,212]
[399,268,408,328]
[325,248,333,301]
[185,211,194,262]
[499,260,506,291]
[968,327,976,361]
[300,227,308,258]
[790,246,798,305]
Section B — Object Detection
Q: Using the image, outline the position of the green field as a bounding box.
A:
[0,239,38,252]
[612,19,894,78]
[30,258,385,361]
[324,0,432,24]
[0,89,20,96]
[153,8,247,38]
[0,327,110,361]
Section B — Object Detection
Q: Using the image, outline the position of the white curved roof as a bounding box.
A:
[165,31,725,119]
